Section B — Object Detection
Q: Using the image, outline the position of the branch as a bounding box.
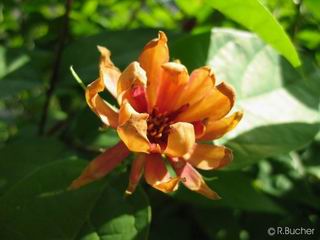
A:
[38,0,73,135]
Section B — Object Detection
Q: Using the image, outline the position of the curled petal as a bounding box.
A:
[176,82,235,122]
[97,46,121,98]
[192,121,206,139]
[117,101,150,153]
[144,154,179,193]
[156,62,189,112]
[139,31,169,110]
[201,111,243,141]
[171,66,215,111]
[126,154,146,195]
[85,78,119,128]
[117,62,148,112]
[164,122,195,157]
[186,144,233,170]
[172,160,220,200]
[69,141,130,190]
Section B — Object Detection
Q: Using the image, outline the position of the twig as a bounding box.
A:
[38,0,73,135]
[290,0,303,44]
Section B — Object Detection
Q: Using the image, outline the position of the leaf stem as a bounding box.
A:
[70,66,86,90]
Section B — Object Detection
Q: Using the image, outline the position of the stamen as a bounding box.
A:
[147,107,183,144]
[150,130,157,136]
[154,119,162,125]
[158,126,165,133]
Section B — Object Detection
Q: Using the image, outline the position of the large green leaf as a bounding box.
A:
[75,178,150,240]
[174,171,285,214]
[171,28,320,169]
[0,140,150,240]
[206,0,301,67]
[0,138,67,196]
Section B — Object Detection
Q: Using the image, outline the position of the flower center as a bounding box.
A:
[147,109,173,144]
[146,104,189,145]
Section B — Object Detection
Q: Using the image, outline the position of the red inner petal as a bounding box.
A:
[192,120,206,138]
[127,85,148,113]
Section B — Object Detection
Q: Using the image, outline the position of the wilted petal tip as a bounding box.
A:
[217,81,236,103]
[208,192,221,200]
[222,147,233,168]
[162,62,188,74]
[158,31,168,43]
[205,66,216,79]
[237,110,244,119]
[97,45,110,55]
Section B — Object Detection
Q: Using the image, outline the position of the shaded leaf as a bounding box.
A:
[174,171,285,214]
[0,138,150,240]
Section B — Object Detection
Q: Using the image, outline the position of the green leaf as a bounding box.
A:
[192,208,246,240]
[75,179,151,240]
[69,108,120,149]
[0,137,67,196]
[175,0,205,16]
[304,0,320,20]
[174,171,285,214]
[206,0,301,67]
[0,141,150,240]
[0,159,103,240]
[171,28,320,168]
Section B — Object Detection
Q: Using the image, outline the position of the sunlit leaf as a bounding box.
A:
[206,0,301,67]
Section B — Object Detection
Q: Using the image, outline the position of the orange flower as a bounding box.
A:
[69,31,243,199]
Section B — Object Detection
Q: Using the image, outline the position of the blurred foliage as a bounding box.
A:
[0,0,319,239]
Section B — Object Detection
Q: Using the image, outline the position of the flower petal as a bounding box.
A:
[126,153,146,195]
[176,82,235,122]
[144,154,180,193]
[139,31,169,110]
[192,121,206,139]
[117,62,147,105]
[97,46,121,98]
[155,62,189,112]
[85,78,119,128]
[201,111,243,141]
[172,160,220,200]
[164,122,195,157]
[186,144,233,170]
[117,101,151,153]
[69,141,129,190]
[171,66,215,111]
